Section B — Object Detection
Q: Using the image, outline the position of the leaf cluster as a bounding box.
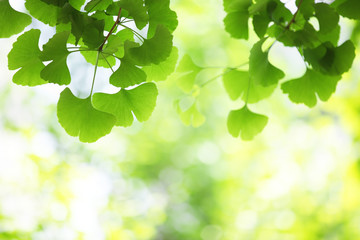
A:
[216,0,356,140]
[2,0,178,142]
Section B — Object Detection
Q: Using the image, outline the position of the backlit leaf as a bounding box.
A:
[129,25,173,66]
[8,29,46,86]
[249,38,285,86]
[92,83,158,127]
[143,47,178,82]
[176,54,203,92]
[145,0,178,38]
[0,0,31,38]
[40,31,71,85]
[25,0,60,26]
[57,88,116,143]
[222,69,276,103]
[304,40,355,76]
[281,68,341,107]
[227,105,268,140]
[315,3,339,34]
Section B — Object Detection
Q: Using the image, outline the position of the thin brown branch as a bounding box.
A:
[285,0,303,30]
[98,7,122,51]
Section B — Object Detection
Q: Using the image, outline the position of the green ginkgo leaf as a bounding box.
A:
[175,101,205,127]
[143,47,178,82]
[109,58,147,88]
[92,83,158,127]
[227,105,268,140]
[0,0,31,38]
[222,69,276,103]
[304,40,355,76]
[40,31,71,85]
[249,38,285,86]
[145,0,178,38]
[332,0,360,20]
[118,0,149,29]
[281,68,341,107]
[25,0,61,26]
[129,25,173,66]
[315,3,339,34]
[8,29,47,86]
[224,10,249,39]
[176,54,203,93]
[57,88,116,143]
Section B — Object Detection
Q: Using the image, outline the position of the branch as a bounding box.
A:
[98,7,122,51]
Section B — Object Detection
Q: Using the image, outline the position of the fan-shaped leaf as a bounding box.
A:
[57,88,116,143]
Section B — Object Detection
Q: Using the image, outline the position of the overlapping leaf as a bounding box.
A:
[249,38,284,86]
[25,0,61,26]
[304,40,355,76]
[92,83,158,127]
[57,88,116,143]
[332,0,360,20]
[175,54,203,93]
[7,29,47,86]
[175,101,205,128]
[0,0,31,38]
[145,0,178,38]
[315,3,339,34]
[222,69,276,103]
[129,24,173,66]
[281,68,341,107]
[223,0,251,39]
[40,31,71,85]
[227,105,268,140]
[143,47,178,82]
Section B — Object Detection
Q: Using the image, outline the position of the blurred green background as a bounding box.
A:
[1,0,360,239]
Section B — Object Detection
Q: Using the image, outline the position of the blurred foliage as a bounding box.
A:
[1,0,360,240]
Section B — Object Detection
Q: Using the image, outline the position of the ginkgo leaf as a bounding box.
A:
[81,29,133,68]
[0,0,31,38]
[8,29,47,86]
[175,101,205,127]
[85,0,112,12]
[249,38,285,86]
[40,31,71,85]
[118,0,149,29]
[304,40,355,76]
[222,69,276,103]
[315,3,339,34]
[109,58,147,88]
[145,0,178,38]
[25,0,61,26]
[143,47,178,82]
[129,25,173,66]
[332,0,360,20]
[224,10,249,39]
[82,19,105,49]
[281,68,341,107]
[57,88,116,143]
[92,83,158,127]
[227,105,268,140]
[103,29,134,58]
[176,54,203,92]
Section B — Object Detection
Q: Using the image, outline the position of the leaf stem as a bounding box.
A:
[101,52,115,73]
[198,62,249,88]
[98,7,122,51]
[90,51,100,96]
[119,23,145,42]
[285,0,303,30]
